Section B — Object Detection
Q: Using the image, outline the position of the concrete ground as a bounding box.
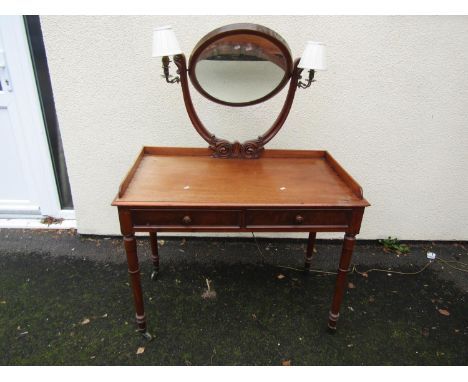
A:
[0,229,467,365]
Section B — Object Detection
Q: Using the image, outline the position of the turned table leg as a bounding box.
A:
[304,232,317,271]
[149,232,160,280]
[123,234,152,340]
[328,233,356,331]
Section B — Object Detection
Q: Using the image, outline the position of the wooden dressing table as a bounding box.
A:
[112,24,370,339]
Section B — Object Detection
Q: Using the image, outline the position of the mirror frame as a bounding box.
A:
[188,23,293,107]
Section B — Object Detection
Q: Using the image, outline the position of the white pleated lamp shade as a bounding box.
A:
[298,41,327,70]
[152,26,182,57]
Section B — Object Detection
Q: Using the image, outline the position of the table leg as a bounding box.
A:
[149,232,160,280]
[328,233,356,331]
[304,232,317,271]
[123,234,152,340]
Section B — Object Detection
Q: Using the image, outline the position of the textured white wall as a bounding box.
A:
[40,15,468,240]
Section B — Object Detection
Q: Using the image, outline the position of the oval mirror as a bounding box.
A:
[189,24,293,106]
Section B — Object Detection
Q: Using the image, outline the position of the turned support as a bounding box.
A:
[328,233,356,331]
[149,232,160,280]
[123,234,147,334]
[304,232,317,270]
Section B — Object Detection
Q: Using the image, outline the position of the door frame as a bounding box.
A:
[0,16,74,221]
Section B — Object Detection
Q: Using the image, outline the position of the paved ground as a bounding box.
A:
[0,229,467,365]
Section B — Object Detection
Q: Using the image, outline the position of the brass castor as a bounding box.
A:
[150,269,159,281]
[139,331,154,341]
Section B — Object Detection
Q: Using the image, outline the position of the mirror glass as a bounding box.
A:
[192,34,290,105]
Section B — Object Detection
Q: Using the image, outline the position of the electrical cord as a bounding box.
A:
[250,232,468,276]
[436,257,468,273]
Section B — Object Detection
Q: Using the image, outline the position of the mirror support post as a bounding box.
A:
[173,54,216,145]
[260,59,302,147]
[172,56,306,159]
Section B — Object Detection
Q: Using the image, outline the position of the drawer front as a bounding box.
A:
[131,209,241,227]
[245,209,352,228]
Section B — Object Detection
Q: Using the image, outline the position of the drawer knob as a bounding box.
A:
[182,215,192,225]
[295,215,304,224]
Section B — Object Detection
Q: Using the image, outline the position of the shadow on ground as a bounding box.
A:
[0,230,467,365]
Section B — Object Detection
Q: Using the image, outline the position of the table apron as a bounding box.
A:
[129,207,356,232]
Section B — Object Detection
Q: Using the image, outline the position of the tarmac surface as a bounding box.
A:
[0,229,467,365]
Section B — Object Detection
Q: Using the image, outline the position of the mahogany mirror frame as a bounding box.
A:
[188,23,294,107]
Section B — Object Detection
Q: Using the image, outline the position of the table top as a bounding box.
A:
[112,147,370,208]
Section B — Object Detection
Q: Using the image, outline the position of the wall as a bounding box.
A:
[40,15,468,240]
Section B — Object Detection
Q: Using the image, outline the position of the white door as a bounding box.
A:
[0,16,67,219]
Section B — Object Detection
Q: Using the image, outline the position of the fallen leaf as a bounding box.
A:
[157,240,165,246]
[281,360,291,366]
[101,313,108,318]
[438,308,450,316]
[251,314,257,320]
[277,274,286,280]
[348,282,356,289]
[0,300,6,304]
[136,347,145,355]
[347,306,354,312]
[80,318,91,325]
[361,272,369,278]
[347,344,354,348]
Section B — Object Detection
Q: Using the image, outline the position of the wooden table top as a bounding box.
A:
[112,147,370,208]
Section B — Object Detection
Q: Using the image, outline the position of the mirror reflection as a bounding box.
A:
[193,34,288,104]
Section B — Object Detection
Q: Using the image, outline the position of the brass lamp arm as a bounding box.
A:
[297,69,315,89]
[161,55,180,84]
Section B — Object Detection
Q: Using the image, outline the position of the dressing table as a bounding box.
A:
[112,24,370,339]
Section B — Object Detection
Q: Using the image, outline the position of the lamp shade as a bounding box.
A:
[152,26,182,57]
[298,41,327,70]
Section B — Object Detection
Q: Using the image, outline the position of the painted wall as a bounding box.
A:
[40,16,468,240]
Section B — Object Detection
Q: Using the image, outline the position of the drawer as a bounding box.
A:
[245,209,352,228]
[131,209,241,227]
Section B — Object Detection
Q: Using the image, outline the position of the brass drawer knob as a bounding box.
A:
[182,215,192,225]
[295,215,304,224]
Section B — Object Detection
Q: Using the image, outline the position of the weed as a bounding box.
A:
[379,236,410,255]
